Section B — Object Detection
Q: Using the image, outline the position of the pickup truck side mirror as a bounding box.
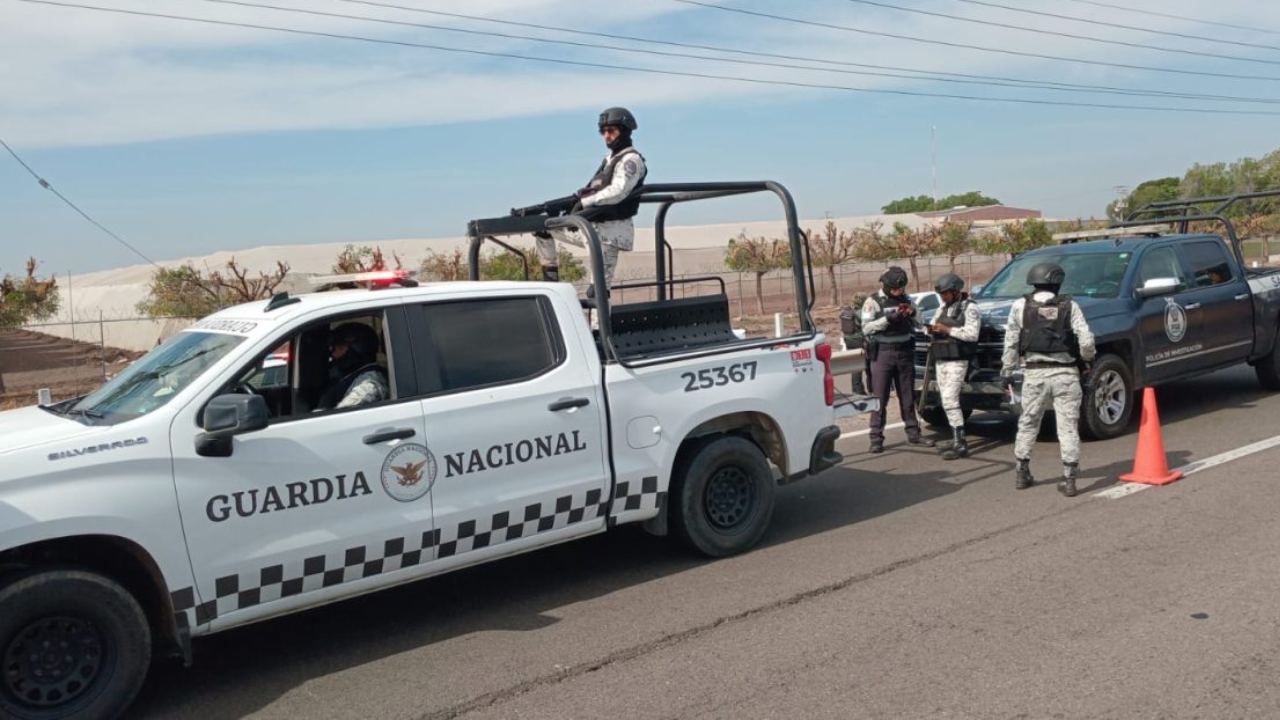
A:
[196,393,269,457]
[1135,277,1179,299]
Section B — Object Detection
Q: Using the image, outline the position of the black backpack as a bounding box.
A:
[839,304,864,349]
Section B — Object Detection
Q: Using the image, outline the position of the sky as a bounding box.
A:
[3,0,1280,276]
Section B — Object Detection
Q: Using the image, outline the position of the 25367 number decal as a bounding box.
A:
[682,362,758,392]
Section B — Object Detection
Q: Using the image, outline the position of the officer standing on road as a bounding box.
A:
[862,266,934,454]
[1000,262,1096,496]
[535,107,648,296]
[928,273,981,460]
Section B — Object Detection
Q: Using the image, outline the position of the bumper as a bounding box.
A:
[808,425,843,475]
[914,371,1023,412]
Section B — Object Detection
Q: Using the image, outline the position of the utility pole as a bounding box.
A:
[931,124,938,207]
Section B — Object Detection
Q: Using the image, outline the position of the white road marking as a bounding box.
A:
[839,422,905,440]
[1094,432,1280,499]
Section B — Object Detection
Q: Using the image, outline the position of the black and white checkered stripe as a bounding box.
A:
[609,475,664,517]
[170,481,667,629]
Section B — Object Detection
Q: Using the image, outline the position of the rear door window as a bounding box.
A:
[1177,240,1234,287]
[411,297,564,395]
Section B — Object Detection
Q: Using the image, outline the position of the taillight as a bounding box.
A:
[815,342,834,406]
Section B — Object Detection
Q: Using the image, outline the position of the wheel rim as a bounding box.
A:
[1093,369,1127,425]
[703,466,756,530]
[3,616,105,709]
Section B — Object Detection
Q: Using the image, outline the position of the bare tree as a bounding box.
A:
[724,231,792,315]
[890,222,940,291]
[0,258,60,394]
[136,258,289,318]
[936,220,973,273]
[332,244,403,273]
[808,220,858,306]
[420,249,469,281]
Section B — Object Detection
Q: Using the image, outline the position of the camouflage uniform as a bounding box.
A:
[1001,290,1096,477]
[335,369,389,409]
[933,300,982,429]
[537,148,646,290]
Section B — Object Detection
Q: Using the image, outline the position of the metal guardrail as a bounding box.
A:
[830,348,864,376]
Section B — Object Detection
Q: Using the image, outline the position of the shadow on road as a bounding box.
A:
[130,368,1275,718]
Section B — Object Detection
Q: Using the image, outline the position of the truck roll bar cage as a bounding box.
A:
[467,181,817,365]
[1117,188,1280,272]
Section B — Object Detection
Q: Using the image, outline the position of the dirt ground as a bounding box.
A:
[0,330,141,410]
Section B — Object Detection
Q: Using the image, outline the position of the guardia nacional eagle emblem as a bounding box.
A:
[380,442,437,502]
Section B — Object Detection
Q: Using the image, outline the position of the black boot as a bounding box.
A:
[1059,462,1079,497]
[905,433,934,448]
[870,438,884,454]
[941,428,968,460]
[1015,458,1034,490]
[542,265,560,282]
[851,371,867,396]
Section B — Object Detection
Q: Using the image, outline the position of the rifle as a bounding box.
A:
[510,195,579,218]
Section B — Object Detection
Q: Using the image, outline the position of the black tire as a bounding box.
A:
[1255,339,1280,390]
[1080,354,1135,441]
[671,436,776,558]
[917,404,971,429]
[0,570,151,720]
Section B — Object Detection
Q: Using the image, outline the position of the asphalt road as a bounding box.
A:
[130,364,1280,719]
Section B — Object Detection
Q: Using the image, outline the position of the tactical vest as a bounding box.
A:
[579,148,647,223]
[1018,294,1079,358]
[866,292,915,346]
[932,299,976,361]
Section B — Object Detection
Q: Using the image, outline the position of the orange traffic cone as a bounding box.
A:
[1119,387,1183,486]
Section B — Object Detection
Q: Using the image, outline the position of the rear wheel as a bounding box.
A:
[1080,354,1134,440]
[1255,338,1280,390]
[671,436,776,558]
[0,570,150,720]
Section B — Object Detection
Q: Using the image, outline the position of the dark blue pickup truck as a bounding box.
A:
[915,193,1280,440]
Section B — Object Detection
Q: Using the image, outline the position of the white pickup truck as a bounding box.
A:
[0,181,863,719]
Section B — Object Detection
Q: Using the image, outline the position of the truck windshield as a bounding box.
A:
[976,251,1132,300]
[63,331,244,425]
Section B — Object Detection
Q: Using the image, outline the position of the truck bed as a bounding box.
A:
[600,293,755,361]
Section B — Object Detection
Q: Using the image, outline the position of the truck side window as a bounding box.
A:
[1178,241,1234,288]
[1137,246,1185,290]
[417,297,563,394]
[225,312,394,420]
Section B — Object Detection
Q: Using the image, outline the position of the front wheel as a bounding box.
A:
[0,570,151,720]
[671,436,776,558]
[1080,354,1135,440]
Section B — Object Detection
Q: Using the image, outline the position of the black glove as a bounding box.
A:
[884,307,900,321]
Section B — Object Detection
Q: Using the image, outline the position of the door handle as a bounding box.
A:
[1235,293,1250,301]
[1185,303,1202,310]
[362,427,416,445]
[548,397,590,412]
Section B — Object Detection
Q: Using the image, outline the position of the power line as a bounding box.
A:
[1054,0,1280,38]
[842,0,1280,65]
[673,0,1280,82]
[949,0,1280,52]
[14,0,1280,117]
[0,137,158,268]
[185,0,1280,105]
[328,0,1280,105]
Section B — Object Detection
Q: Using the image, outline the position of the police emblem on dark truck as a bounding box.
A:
[925,191,1280,440]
